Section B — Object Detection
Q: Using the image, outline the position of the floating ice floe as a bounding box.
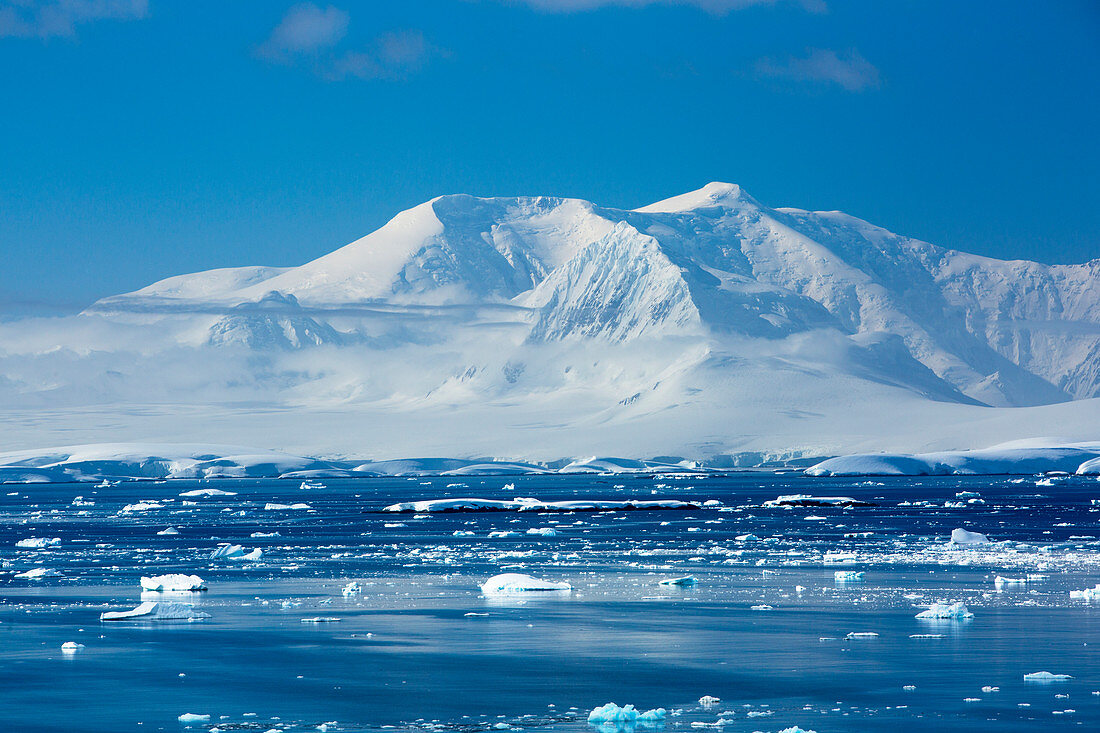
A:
[915,602,973,619]
[300,480,325,489]
[658,576,697,586]
[1023,671,1074,682]
[177,713,211,724]
[342,581,361,596]
[698,696,720,706]
[383,497,699,513]
[179,488,237,497]
[750,604,774,611]
[61,642,85,652]
[526,528,559,536]
[100,602,210,621]
[210,544,263,561]
[845,632,879,639]
[994,576,1027,588]
[834,570,864,582]
[15,537,60,549]
[301,617,341,623]
[120,502,163,513]
[140,574,206,592]
[1069,584,1100,601]
[950,528,990,545]
[777,728,817,733]
[264,502,312,510]
[587,703,666,726]
[763,495,874,508]
[480,573,571,595]
[156,527,180,536]
[15,567,61,579]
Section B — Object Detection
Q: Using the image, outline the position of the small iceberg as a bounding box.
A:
[950,528,990,545]
[210,544,262,561]
[179,488,237,497]
[834,570,865,582]
[480,573,571,595]
[140,574,206,592]
[100,602,210,621]
[1023,671,1073,682]
[15,537,60,549]
[342,581,361,596]
[845,632,879,639]
[177,713,211,724]
[384,497,699,513]
[526,527,559,536]
[587,703,666,726]
[264,502,311,510]
[299,480,326,489]
[1069,584,1100,601]
[156,527,180,536]
[15,567,61,579]
[915,602,973,619]
[301,617,341,623]
[763,494,874,508]
[61,641,85,652]
[658,576,696,586]
[994,576,1027,588]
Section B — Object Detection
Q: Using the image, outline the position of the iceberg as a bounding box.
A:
[15,567,61,579]
[915,602,973,619]
[1023,671,1073,682]
[950,528,990,545]
[526,528,559,536]
[383,497,699,513]
[763,495,874,508]
[156,527,180,535]
[61,642,85,652]
[177,713,211,724]
[100,602,210,621]
[1069,584,1100,601]
[480,573,571,595]
[587,703,666,726]
[210,544,263,561]
[179,488,237,497]
[15,537,60,548]
[834,570,865,582]
[139,574,206,592]
[264,502,312,510]
[658,576,697,586]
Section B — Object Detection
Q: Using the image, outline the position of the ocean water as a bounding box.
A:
[1,473,1098,732]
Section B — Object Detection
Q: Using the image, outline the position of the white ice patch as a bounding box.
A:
[480,573,571,595]
[15,567,61,579]
[763,495,873,508]
[834,570,864,582]
[915,602,973,619]
[100,602,210,621]
[384,497,699,513]
[658,576,697,586]
[1023,671,1073,682]
[587,703,666,726]
[15,537,60,548]
[140,574,206,592]
[950,528,990,545]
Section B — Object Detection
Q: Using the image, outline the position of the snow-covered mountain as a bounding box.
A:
[3,183,1098,462]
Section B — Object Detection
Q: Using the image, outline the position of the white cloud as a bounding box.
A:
[755,47,881,91]
[504,0,825,13]
[257,4,438,81]
[256,3,349,62]
[0,0,147,39]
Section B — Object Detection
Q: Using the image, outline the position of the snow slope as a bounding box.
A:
[2,182,1098,465]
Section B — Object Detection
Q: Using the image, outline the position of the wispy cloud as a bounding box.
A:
[257,3,439,80]
[256,2,348,62]
[0,0,147,39]
[505,0,826,13]
[755,47,881,92]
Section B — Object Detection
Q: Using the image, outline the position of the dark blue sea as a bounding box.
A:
[2,472,1099,732]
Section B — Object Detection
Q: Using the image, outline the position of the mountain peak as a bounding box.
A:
[634,182,754,214]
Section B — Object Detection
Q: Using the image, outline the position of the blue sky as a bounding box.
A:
[2,0,1098,311]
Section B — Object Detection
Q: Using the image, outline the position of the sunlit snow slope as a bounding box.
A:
[2,183,1098,462]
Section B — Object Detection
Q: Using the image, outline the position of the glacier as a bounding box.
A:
[1,182,1098,467]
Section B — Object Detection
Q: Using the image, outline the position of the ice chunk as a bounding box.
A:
[342,581,361,596]
[994,576,1027,588]
[587,703,666,726]
[179,488,237,497]
[658,576,697,586]
[915,602,973,619]
[264,502,312,510]
[61,641,85,652]
[301,617,341,623]
[140,574,206,592]
[120,502,163,513]
[177,713,211,724]
[763,495,874,507]
[15,537,61,548]
[834,570,865,582]
[480,573,571,594]
[845,632,879,639]
[1023,671,1073,682]
[384,497,699,513]
[698,696,720,706]
[526,528,559,536]
[156,527,180,536]
[210,544,262,561]
[100,602,210,621]
[950,528,990,545]
[777,728,817,733]
[1070,584,1100,601]
[15,567,61,579]
[750,604,774,611]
